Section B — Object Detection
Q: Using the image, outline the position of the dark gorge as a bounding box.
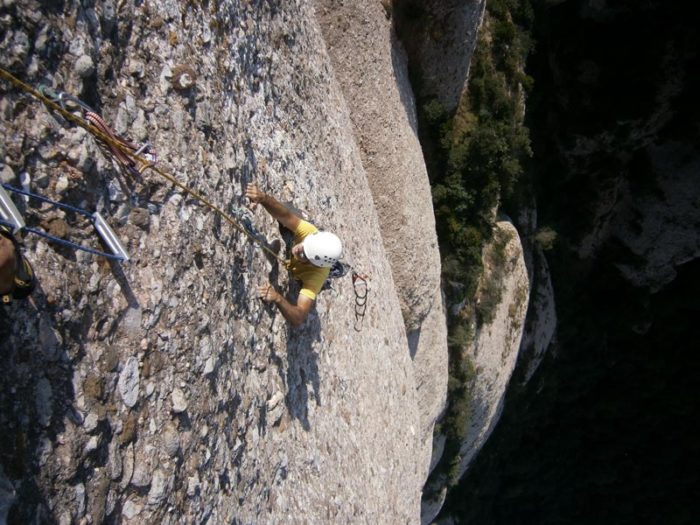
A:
[440,1,700,523]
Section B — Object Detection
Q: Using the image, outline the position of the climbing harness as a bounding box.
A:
[1,183,129,261]
[352,271,369,332]
[329,260,351,280]
[0,67,286,265]
[320,260,351,292]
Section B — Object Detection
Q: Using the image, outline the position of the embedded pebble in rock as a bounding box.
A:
[84,436,100,454]
[118,357,140,408]
[187,475,200,497]
[0,165,14,184]
[107,441,122,480]
[131,460,151,488]
[162,425,180,457]
[171,388,188,414]
[121,499,142,520]
[266,391,285,425]
[47,218,69,239]
[147,470,168,506]
[55,174,69,194]
[129,207,150,229]
[74,483,86,517]
[203,356,215,375]
[38,316,62,359]
[120,445,134,490]
[74,54,95,78]
[83,412,99,433]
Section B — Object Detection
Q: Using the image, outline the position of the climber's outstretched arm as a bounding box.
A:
[258,283,313,327]
[245,184,301,233]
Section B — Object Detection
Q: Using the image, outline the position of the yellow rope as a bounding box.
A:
[0,67,287,265]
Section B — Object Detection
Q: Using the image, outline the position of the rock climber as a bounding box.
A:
[245,184,342,327]
[0,225,35,304]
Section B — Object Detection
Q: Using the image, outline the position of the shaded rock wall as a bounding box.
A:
[0,1,425,522]
[395,0,486,113]
[592,141,700,290]
[438,1,700,522]
[517,206,557,383]
[531,0,700,290]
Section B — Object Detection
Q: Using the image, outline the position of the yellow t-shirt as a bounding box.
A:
[287,220,330,301]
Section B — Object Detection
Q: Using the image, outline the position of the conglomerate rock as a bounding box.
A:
[0,1,427,522]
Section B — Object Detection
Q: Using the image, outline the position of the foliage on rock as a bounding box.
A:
[414,0,535,506]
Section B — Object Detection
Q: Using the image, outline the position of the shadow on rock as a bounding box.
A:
[0,284,79,524]
[284,312,322,432]
[407,327,422,360]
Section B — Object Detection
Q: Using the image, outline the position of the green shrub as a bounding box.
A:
[447,323,474,350]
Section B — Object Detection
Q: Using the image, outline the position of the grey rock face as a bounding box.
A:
[314,0,449,482]
[0,1,425,522]
[517,205,558,383]
[74,54,95,78]
[422,221,530,524]
[170,387,188,414]
[315,0,443,332]
[458,221,529,475]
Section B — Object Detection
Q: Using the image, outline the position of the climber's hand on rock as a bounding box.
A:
[258,283,280,304]
[245,184,266,210]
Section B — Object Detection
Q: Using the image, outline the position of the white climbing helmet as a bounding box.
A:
[303,231,343,268]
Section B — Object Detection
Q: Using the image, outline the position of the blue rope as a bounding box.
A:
[0,189,125,260]
[24,226,123,260]
[1,183,94,218]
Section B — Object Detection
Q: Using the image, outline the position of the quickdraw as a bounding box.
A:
[84,110,155,178]
[38,84,156,179]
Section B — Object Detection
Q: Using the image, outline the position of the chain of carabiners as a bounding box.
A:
[351,271,369,332]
